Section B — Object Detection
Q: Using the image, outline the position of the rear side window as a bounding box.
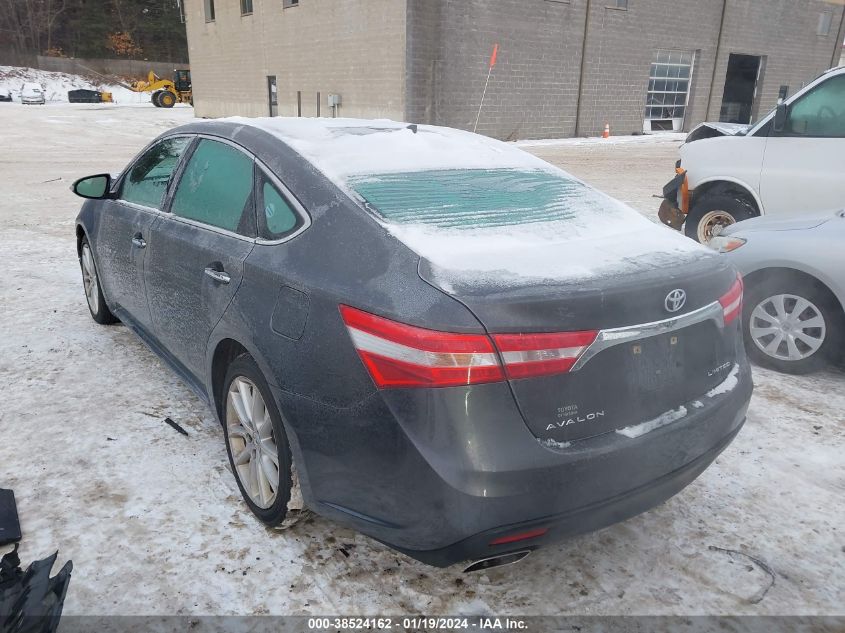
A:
[257,172,301,239]
[785,75,845,138]
[120,137,190,209]
[170,139,255,235]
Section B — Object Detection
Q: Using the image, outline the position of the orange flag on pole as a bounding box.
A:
[475,42,499,132]
[489,43,499,69]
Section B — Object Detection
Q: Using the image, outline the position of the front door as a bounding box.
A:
[267,75,278,117]
[144,137,257,379]
[97,136,191,328]
[760,73,845,217]
[720,54,762,125]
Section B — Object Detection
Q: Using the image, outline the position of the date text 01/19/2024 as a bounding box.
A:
[307,617,529,630]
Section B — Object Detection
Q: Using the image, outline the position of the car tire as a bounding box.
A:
[151,90,163,107]
[742,274,841,374]
[222,354,298,527]
[685,194,756,244]
[79,237,118,325]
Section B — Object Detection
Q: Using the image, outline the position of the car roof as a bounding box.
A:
[175,117,556,193]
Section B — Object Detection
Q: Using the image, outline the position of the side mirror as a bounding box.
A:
[72,174,112,199]
[773,101,788,133]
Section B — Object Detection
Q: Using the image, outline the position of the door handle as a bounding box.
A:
[131,236,146,249]
[204,267,231,284]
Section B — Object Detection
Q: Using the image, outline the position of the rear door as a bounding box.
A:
[96,136,191,329]
[760,73,845,216]
[144,137,257,378]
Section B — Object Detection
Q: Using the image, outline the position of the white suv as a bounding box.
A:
[661,66,845,243]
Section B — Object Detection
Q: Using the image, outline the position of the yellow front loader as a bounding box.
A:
[130,69,192,108]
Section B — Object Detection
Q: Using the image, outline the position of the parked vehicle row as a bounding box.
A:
[73,119,752,569]
[660,65,845,244]
[656,65,844,374]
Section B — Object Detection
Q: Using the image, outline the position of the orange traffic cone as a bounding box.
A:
[602,122,610,139]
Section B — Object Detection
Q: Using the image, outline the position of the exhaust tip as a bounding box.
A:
[463,550,531,574]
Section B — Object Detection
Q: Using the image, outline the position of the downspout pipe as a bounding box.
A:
[831,4,845,69]
[705,0,728,121]
[574,0,592,137]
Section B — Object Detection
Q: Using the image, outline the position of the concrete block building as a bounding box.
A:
[184,0,845,140]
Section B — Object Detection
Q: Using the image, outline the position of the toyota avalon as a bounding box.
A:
[73,118,752,569]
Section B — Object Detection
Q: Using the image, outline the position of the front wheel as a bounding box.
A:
[79,237,118,325]
[222,355,306,527]
[159,91,176,108]
[743,276,840,374]
[684,194,756,244]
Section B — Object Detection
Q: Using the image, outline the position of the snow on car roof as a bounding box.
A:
[226,116,554,183]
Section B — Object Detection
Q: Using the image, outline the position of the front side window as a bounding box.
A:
[204,0,215,21]
[784,75,845,138]
[120,137,190,209]
[258,173,301,239]
[241,0,253,14]
[170,139,255,235]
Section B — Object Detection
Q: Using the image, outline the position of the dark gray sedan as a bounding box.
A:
[73,118,752,569]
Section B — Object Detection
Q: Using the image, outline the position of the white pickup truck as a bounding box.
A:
[660,65,845,243]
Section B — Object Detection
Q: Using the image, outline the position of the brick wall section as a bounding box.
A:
[183,0,845,139]
[575,0,724,138]
[407,0,587,140]
[184,0,406,120]
[705,0,844,121]
[405,0,441,125]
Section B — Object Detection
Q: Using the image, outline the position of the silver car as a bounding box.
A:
[710,210,845,373]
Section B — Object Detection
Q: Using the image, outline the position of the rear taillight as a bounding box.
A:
[339,305,504,388]
[719,275,743,325]
[492,331,598,379]
[340,306,599,388]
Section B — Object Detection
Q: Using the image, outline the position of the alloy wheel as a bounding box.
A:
[226,377,280,509]
[81,243,99,315]
[750,293,826,362]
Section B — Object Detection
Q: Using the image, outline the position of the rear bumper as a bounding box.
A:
[397,413,744,566]
[272,360,752,568]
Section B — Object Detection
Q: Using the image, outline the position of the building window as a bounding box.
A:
[608,0,628,9]
[817,12,832,36]
[644,49,694,132]
[283,0,299,7]
[204,0,215,21]
[241,0,253,15]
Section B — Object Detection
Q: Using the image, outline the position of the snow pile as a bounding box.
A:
[0,65,148,104]
[515,133,687,148]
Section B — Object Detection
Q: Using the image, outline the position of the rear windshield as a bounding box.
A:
[348,169,613,229]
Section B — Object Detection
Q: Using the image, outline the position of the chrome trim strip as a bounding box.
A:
[571,300,725,372]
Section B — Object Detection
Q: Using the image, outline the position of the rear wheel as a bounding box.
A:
[222,355,307,527]
[743,275,840,374]
[159,91,176,108]
[685,194,756,244]
[79,237,118,325]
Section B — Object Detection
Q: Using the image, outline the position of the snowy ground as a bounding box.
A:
[0,105,843,617]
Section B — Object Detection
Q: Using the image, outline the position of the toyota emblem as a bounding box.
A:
[664,289,687,313]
